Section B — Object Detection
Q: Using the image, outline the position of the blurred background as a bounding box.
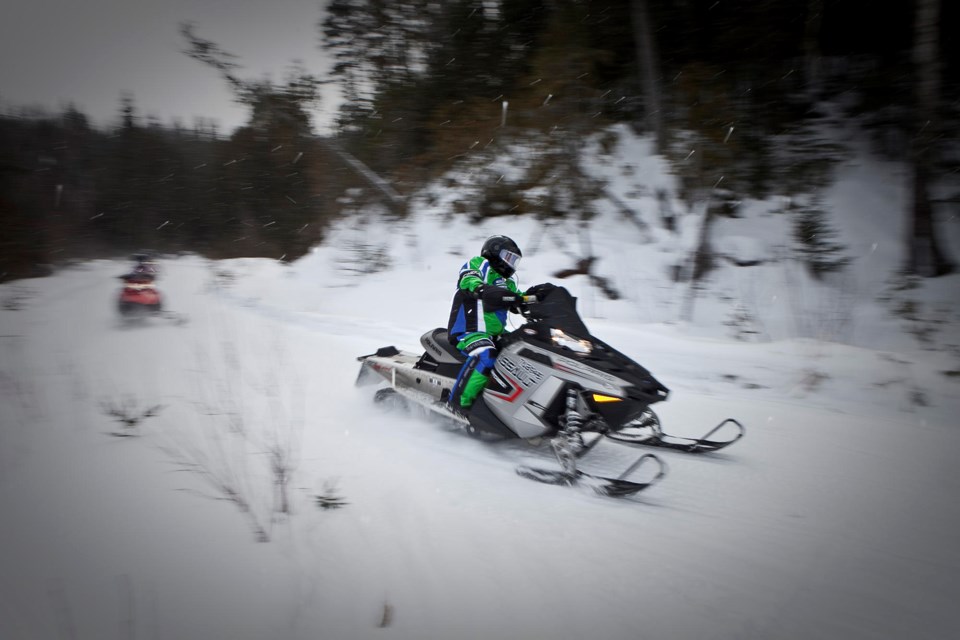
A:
[1,0,957,282]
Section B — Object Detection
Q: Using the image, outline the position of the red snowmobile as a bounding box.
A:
[117,272,163,317]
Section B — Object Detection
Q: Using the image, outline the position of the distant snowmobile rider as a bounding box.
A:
[446,235,525,412]
[132,253,159,276]
[120,253,158,284]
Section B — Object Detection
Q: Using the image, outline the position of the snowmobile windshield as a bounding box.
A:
[523,286,590,339]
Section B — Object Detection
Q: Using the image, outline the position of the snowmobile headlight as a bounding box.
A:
[591,393,622,403]
[550,328,592,354]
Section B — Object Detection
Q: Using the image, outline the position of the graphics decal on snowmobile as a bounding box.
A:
[356,285,744,497]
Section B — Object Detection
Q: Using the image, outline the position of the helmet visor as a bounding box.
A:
[499,249,521,270]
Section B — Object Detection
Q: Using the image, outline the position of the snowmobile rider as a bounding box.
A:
[119,253,158,285]
[131,253,159,277]
[446,235,526,413]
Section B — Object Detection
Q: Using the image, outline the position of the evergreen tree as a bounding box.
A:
[906,0,954,277]
[791,198,850,280]
[182,23,326,259]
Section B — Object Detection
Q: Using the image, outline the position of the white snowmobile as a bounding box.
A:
[356,285,743,497]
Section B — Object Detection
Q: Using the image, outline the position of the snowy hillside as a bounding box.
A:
[1,128,959,640]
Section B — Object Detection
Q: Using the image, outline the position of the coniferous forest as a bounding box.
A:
[1,0,957,281]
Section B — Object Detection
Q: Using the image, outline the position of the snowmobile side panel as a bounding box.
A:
[466,397,522,439]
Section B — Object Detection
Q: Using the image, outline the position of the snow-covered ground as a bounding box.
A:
[1,129,959,639]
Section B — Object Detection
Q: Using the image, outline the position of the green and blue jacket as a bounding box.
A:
[446,255,523,344]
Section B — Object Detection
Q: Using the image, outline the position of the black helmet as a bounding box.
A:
[481,235,522,278]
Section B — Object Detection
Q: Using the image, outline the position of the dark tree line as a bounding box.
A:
[0,102,345,279]
[0,23,367,280]
[321,0,956,275]
[1,0,956,281]
[322,0,958,162]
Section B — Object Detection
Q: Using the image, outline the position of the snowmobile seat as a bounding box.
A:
[420,328,467,366]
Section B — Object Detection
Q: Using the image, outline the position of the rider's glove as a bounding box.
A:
[477,285,519,310]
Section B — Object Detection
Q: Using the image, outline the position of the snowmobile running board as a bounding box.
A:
[606,418,745,453]
[516,453,667,498]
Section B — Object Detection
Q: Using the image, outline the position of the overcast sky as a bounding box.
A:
[1,0,339,133]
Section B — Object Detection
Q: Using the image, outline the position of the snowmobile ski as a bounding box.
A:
[607,414,744,453]
[516,453,666,498]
